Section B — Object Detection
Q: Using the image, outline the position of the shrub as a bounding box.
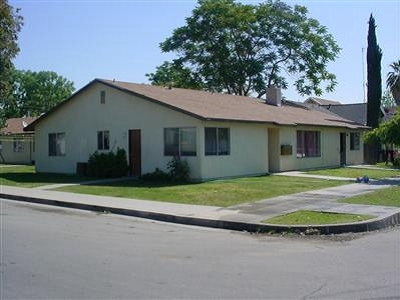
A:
[138,157,191,182]
[139,168,171,181]
[167,156,190,182]
[393,157,400,168]
[87,148,128,178]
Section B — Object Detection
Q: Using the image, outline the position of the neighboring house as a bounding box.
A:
[319,103,396,126]
[382,106,398,123]
[25,79,367,180]
[321,103,368,126]
[304,97,341,106]
[0,117,36,164]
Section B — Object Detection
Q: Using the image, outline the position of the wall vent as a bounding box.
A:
[100,91,106,104]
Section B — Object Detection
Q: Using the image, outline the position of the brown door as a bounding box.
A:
[129,129,141,177]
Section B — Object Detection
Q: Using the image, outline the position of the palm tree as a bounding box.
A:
[387,60,400,105]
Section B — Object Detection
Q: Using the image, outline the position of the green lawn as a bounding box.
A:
[374,162,399,169]
[56,176,346,207]
[263,210,375,225]
[306,167,400,179]
[339,186,400,207]
[0,165,90,188]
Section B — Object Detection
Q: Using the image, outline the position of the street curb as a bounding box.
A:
[1,192,399,235]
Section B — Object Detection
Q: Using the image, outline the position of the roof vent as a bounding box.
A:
[266,86,282,107]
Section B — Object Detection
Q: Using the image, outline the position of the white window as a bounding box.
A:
[49,132,66,156]
[350,132,360,150]
[205,127,230,156]
[97,131,110,150]
[164,127,196,156]
[13,137,24,153]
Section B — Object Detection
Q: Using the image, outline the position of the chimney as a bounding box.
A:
[266,86,282,107]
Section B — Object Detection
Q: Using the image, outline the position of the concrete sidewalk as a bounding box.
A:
[1,175,399,234]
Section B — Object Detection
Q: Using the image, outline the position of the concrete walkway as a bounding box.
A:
[274,171,354,181]
[225,179,400,223]
[347,164,400,171]
[1,173,399,234]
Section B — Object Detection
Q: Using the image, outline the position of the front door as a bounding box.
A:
[340,132,346,166]
[128,129,141,177]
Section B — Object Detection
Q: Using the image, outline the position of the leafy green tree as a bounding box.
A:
[364,108,400,146]
[148,0,340,97]
[365,14,383,164]
[0,0,23,126]
[381,90,397,108]
[4,70,74,118]
[146,60,205,90]
[387,60,400,105]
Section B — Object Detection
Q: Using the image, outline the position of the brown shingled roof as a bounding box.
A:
[25,79,368,131]
[98,79,365,129]
[1,117,37,135]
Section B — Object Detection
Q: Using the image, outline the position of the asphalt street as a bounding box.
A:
[1,199,400,299]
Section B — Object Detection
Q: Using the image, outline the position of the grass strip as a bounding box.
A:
[263,210,375,225]
[56,176,346,207]
[339,186,400,207]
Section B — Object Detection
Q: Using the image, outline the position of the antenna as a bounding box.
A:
[362,47,366,103]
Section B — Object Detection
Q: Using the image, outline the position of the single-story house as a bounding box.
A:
[25,79,368,180]
[0,117,36,164]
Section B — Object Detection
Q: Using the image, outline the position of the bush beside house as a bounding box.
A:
[87,148,128,178]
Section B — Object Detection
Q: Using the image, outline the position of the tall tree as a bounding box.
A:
[0,0,23,126]
[386,60,400,105]
[365,14,383,164]
[146,60,205,90]
[366,14,383,129]
[148,0,340,97]
[4,70,74,118]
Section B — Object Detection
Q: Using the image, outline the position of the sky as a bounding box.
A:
[10,0,400,104]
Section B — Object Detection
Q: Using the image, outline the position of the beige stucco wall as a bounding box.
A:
[35,82,203,177]
[268,128,280,173]
[198,121,269,180]
[346,131,365,165]
[270,126,364,172]
[0,135,34,164]
[35,82,271,180]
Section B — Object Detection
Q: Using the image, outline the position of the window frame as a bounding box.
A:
[350,132,360,151]
[296,130,321,158]
[205,127,230,156]
[97,130,110,150]
[164,127,196,157]
[48,132,66,157]
[13,137,24,153]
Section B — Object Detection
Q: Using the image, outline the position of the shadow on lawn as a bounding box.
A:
[0,170,90,185]
[83,178,200,189]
